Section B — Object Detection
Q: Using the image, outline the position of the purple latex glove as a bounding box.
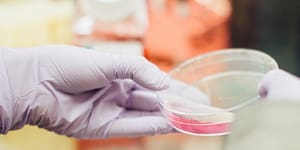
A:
[259,69,300,100]
[0,45,173,139]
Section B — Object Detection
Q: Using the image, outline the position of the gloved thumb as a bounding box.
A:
[258,69,300,100]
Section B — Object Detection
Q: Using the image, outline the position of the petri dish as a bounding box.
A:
[158,49,278,136]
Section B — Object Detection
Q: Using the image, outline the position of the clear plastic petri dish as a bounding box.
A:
[158,49,278,136]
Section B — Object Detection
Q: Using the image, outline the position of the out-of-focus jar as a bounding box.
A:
[73,0,148,56]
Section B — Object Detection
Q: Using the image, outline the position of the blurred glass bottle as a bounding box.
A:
[144,0,232,71]
[73,0,148,56]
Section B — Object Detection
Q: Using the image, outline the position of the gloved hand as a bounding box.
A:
[0,45,173,139]
[259,69,300,100]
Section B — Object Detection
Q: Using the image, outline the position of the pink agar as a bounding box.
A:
[169,114,230,134]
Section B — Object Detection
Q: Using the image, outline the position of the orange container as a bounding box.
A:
[144,0,232,71]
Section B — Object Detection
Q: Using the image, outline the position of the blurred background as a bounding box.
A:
[0,0,299,150]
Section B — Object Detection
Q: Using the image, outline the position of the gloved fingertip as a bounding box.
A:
[257,69,282,99]
[258,85,268,98]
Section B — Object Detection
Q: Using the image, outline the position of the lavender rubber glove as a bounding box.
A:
[259,69,300,100]
[0,45,173,139]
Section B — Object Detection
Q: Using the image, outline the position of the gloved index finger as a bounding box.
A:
[36,46,170,93]
[92,52,171,91]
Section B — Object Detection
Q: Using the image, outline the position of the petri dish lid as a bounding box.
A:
[162,49,278,113]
